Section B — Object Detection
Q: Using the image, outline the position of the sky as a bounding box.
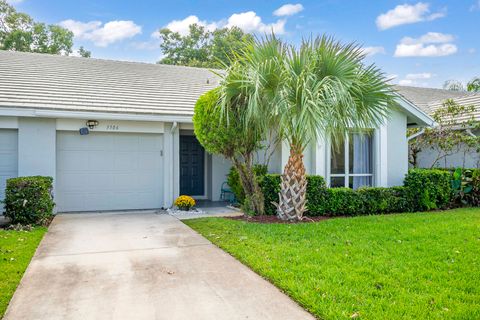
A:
[7,0,480,88]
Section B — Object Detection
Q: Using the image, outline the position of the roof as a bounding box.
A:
[395,85,480,122]
[0,50,219,117]
[0,51,434,125]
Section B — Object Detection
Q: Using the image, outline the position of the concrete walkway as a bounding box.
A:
[4,212,314,320]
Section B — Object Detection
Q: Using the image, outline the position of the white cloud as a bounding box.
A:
[5,0,24,3]
[394,32,457,57]
[405,73,434,79]
[60,19,142,47]
[361,46,386,56]
[468,48,477,54]
[161,11,287,36]
[226,11,286,34]
[376,2,446,30]
[163,15,219,36]
[273,3,304,16]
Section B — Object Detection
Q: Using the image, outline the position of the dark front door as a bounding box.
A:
[180,135,205,196]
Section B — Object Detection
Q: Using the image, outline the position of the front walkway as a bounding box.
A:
[4,212,313,320]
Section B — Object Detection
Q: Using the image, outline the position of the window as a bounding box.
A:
[330,131,374,189]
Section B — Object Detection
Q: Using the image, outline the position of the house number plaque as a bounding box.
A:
[106,125,119,130]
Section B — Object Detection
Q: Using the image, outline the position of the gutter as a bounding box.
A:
[407,128,425,141]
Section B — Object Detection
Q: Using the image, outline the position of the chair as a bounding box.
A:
[220,181,236,204]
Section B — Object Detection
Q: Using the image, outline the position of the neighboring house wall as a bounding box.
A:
[416,144,480,169]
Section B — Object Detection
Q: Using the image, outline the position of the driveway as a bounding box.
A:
[4,212,314,320]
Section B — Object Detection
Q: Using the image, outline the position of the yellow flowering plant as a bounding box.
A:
[174,195,196,211]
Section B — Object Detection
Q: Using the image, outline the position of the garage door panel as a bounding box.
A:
[0,129,18,208]
[88,151,114,171]
[57,151,90,171]
[56,131,163,212]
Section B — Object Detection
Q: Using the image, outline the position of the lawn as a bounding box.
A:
[0,227,47,318]
[185,208,480,320]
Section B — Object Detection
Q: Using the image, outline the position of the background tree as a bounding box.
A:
[0,0,80,55]
[157,24,253,68]
[77,46,91,58]
[219,35,394,221]
[408,99,480,168]
[193,88,266,214]
[443,78,480,92]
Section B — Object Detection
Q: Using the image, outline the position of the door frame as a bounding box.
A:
[179,133,208,199]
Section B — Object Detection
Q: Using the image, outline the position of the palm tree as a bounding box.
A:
[220,36,394,220]
[443,77,480,92]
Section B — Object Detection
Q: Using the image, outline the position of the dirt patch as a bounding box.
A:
[227,215,333,224]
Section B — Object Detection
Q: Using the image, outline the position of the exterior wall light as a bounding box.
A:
[86,120,99,129]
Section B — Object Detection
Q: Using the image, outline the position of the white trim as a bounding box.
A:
[0,107,193,123]
[394,95,435,127]
[56,118,165,134]
[376,124,389,187]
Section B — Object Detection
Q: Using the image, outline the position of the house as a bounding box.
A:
[0,51,434,212]
[396,86,480,168]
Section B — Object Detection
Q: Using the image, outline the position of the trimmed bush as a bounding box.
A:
[227,165,268,205]
[404,169,452,211]
[3,176,54,226]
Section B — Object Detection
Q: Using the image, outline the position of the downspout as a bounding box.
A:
[170,122,178,207]
[407,128,425,141]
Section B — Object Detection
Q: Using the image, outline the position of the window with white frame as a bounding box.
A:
[330,131,374,189]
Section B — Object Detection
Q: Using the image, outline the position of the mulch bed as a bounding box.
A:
[227,214,332,224]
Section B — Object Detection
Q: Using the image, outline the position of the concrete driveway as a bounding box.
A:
[4,212,314,320]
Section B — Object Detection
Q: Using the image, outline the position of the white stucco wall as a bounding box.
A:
[386,109,408,186]
[210,155,232,201]
[18,118,56,180]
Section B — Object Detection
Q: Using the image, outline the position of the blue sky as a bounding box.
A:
[8,0,480,88]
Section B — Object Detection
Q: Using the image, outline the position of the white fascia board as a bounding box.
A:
[0,107,193,123]
[393,94,436,127]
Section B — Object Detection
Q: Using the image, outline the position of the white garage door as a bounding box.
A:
[0,129,18,210]
[56,131,164,212]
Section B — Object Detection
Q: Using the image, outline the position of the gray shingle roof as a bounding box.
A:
[394,85,480,121]
[0,50,219,116]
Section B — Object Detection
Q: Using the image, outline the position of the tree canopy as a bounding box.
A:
[0,0,89,56]
[157,24,253,68]
[443,78,480,92]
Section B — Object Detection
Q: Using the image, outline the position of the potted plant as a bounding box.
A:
[174,195,196,211]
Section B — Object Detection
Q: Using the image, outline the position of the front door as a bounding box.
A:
[180,135,205,196]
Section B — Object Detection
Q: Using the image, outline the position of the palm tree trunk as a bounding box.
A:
[276,144,307,221]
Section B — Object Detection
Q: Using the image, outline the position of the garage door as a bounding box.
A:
[0,129,18,210]
[56,131,163,212]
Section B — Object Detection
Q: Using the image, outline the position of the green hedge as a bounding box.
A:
[404,169,452,211]
[3,176,55,226]
[261,169,454,216]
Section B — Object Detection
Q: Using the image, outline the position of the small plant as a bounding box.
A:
[451,168,477,205]
[174,195,196,211]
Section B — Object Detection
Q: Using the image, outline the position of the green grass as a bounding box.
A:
[185,208,480,320]
[0,227,47,318]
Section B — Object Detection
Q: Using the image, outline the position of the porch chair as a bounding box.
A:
[220,181,236,204]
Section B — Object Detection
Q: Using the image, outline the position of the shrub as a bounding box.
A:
[174,195,196,211]
[404,169,452,211]
[227,165,268,205]
[451,168,480,206]
[3,176,54,226]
